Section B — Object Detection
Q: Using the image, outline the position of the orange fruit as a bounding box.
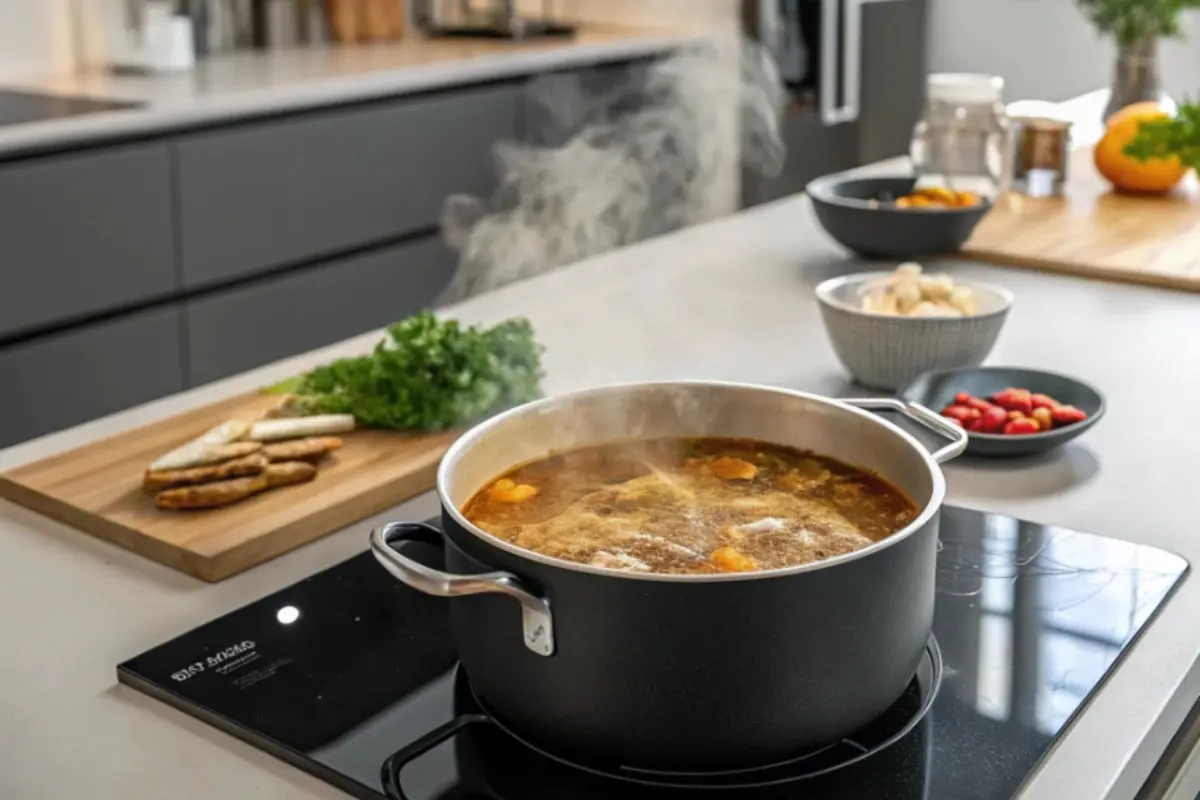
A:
[1094,102,1187,194]
[1106,100,1172,127]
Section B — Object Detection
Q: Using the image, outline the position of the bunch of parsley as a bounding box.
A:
[272,312,545,431]
[1125,102,1200,173]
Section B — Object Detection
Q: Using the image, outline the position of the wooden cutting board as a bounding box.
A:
[0,392,459,582]
[962,147,1200,292]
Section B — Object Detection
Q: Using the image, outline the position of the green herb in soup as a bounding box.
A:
[461,437,919,575]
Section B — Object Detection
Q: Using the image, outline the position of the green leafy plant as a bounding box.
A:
[1124,102,1200,170]
[269,311,545,431]
[1077,0,1200,45]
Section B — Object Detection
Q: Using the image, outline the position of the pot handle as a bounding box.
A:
[370,522,555,657]
[381,713,495,800]
[842,398,969,464]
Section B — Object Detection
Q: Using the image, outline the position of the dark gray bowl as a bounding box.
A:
[807,175,992,259]
[898,367,1105,457]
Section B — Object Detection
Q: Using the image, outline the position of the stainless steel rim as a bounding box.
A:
[436,380,950,583]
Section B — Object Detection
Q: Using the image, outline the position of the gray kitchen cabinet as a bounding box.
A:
[184,236,456,386]
[858,0,928,164]
[519,59,645,145]
[0,143,176,339]
[743,113,859,206]
[0,306,184,448]
[176,83,518,289]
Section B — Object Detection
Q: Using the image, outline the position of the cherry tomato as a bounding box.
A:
[992,388,1033,415]
[964,396,996,413]
[1031,393,1059,410]
[1051,405,1088,425]
[941,405,981,422]
[978,406,1009,434]
[1003,418,1041,435]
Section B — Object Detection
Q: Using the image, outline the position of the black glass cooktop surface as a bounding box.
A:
[118,507,1188,800]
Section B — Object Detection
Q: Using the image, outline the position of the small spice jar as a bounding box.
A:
[1007,100,1072,198]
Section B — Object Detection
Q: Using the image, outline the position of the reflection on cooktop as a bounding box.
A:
[0,89,142,127]
[118,506,1188,800]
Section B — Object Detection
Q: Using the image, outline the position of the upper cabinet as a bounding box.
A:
[175,83,519,288]
[0,143,177,339]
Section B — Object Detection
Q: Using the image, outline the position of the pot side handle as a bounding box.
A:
[842,398,969,464]
[370,522,555,657]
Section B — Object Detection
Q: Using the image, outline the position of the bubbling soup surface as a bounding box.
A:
[461,437,919,575]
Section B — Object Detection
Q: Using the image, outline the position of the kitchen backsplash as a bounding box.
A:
[0,0,77,79]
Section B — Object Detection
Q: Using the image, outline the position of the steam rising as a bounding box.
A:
[440,37,787,301]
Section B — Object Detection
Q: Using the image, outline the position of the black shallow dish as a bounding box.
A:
[807,175,992,259]
[899,367,1105,457]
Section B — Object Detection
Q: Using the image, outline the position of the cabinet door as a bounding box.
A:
[0,307,184,448]
[858,0,928,164]
[177,85,517,288]
[185,237,455,386]
[742,111,859,206]
[0,144,176,339]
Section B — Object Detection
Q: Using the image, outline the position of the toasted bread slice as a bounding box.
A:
[156,474,269,510]
[261,437,343,463]
[265,461,318,488]
[143,453,268,493]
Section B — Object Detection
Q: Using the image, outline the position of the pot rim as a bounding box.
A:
[437,380,946,583]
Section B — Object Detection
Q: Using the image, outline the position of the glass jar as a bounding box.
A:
[910,74,1011,198]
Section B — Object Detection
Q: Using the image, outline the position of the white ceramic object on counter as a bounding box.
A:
[815,271,1013,391]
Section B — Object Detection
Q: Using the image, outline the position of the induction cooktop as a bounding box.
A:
[118,507,1188,800]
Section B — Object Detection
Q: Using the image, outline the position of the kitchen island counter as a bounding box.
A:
[0,24,691,160]
[2,187,1199,799]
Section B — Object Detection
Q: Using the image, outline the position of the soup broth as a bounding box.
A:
[461,437,919,575]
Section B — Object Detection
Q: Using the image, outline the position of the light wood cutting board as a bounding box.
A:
[962,147,1200,292]
[0,392,459,582]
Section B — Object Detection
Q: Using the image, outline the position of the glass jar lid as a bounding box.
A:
[927,73,1004,106]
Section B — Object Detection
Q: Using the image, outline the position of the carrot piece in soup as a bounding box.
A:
[488,479,539,503]
[711,546,758,573]
[709,457,758,481]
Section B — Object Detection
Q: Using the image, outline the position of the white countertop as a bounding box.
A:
[3,187,1200,800]
[0,26,691,159]
[3,99,1200,798]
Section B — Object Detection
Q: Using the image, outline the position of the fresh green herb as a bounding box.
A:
[1076,0,1200,46]
[1124,102,1200,171]
[270,312,545,431]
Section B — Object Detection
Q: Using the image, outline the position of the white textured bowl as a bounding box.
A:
[816,272,1014,391]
